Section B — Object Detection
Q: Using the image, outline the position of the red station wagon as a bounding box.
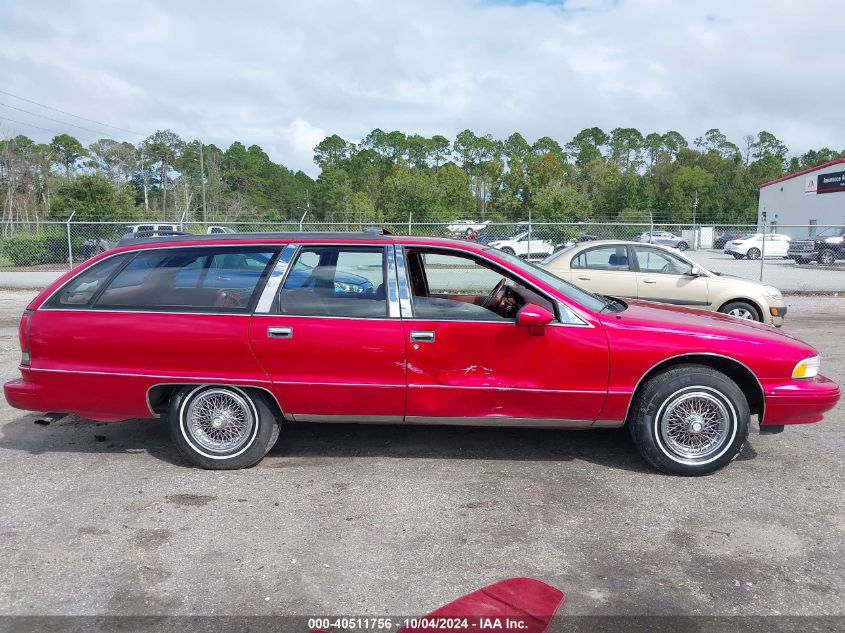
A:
[4,231,840,475]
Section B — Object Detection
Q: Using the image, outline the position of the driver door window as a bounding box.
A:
[406,250,555,321]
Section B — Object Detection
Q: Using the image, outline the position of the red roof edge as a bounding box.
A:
[758,157,845,189]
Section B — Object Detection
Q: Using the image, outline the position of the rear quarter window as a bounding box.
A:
[96,247,279,312]
[46,254,132,308]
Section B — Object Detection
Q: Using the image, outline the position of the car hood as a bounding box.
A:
[605,299,810,348]
[705,272,776,294]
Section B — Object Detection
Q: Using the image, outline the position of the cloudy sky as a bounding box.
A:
[1,0,842,175]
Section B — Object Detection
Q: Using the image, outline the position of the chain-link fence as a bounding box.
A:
[0,219,843,291]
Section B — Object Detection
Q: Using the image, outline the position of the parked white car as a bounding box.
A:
[724,233,791,260]
[488,231,555,259]
[446,220,491,234]
[207,225,235,234]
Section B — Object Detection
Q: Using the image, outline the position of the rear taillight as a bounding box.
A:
[19,310,33,365]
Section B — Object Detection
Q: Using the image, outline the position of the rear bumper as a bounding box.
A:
[762,375,841,426]
[4,377,44,412]
[4,368,156,422]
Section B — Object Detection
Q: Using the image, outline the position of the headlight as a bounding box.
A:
[334,281,364,293]
[792,356,820,379]
[764,285,783,299]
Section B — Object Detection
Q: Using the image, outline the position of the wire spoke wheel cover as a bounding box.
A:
[656,388,735,464]
[183,388,256,455]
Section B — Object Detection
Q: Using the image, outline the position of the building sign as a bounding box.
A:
[817,170,845,194]
[805,176,817,194]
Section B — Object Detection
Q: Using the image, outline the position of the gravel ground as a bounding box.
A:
[0,289,842,618]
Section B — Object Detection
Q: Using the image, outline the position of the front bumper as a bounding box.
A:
[769,305,786,327]
[788,250,819,261]
[761,374,841,426]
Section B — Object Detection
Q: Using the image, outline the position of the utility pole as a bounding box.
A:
[140,150,149,211]
[692,194,699,250]
[199,142,207,223]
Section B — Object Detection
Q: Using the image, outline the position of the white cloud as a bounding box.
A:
[1,0,842,176]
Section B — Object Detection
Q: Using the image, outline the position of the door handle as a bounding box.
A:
[643,279,657,284]
[576,275,591,281]
[410,331,435,343]
[267,326,293,339]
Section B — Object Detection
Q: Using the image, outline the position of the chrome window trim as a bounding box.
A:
[385,245,401,318]
[34,308,253,317]
[394,245,414,318]
[255,244,299,313]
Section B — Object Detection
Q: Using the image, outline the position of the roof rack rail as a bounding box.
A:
[116,229,397,247]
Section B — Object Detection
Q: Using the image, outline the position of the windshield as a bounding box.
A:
[816,226,845,238]
[488,248,610,312]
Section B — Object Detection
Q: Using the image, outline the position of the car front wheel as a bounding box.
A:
[718,300,761,322]
[677,241,689,251]
[746,248,761,260]
[499,246,515,255]
[628,365,749,475]
[818,249,836,265]
[169,385,281,469]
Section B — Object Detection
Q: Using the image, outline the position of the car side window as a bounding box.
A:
[571,245,630,271]
[96,247,278,311]
[405,249,556,322]
[46,254,131,308]
[278,246,386,318]
[634,247,692,275]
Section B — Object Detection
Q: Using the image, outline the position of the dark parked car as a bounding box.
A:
[787,227,845,265]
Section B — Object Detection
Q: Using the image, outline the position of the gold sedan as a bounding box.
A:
[540,240,786,326]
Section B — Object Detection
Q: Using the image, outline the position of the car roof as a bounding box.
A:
[113,230,491,251]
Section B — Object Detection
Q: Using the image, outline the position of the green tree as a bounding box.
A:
[50,174,137,221]
[49,134,87,178]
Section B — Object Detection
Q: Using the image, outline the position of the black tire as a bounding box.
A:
[677,241,689,251]
[628,365,749,476]
[500,246,515,255]
[818,249,836,265]
[169,385,281,469]
[793,257,807,264]
[746,248,761,260]
[718,300,762,322]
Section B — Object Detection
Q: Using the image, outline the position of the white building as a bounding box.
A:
[758,158,845,236]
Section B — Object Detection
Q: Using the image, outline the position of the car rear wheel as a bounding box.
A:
[718,300,762,322]
[628,365,749,475]
[499,246,515,255]
[818,249,836,265]
[169,385,280,469]
[746,248,761,260]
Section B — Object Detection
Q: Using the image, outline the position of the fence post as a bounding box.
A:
[527,210,532,260]
[66,211,77,269]
[759,217,767,282]
[408,211,412,236]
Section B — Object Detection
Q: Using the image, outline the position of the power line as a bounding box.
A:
[0,89,146,137]
[0,102,136,140]
[0,114,102,144]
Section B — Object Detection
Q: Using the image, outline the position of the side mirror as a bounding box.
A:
[689,266,702,277]
[516,303,555,336]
